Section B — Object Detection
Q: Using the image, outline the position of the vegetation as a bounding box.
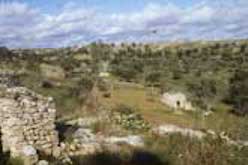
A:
[1,39,248,164]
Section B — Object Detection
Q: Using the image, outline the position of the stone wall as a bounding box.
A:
[0,87,59,161]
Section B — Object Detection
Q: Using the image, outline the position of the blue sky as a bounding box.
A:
[16,0,197,13]
[20,0,197,13]
[0,0,248,48]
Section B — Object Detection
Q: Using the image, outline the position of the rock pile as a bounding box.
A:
[0,87,59,163]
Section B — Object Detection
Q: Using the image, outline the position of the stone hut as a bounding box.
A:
[0,87,59,164]
[161,92,194,111]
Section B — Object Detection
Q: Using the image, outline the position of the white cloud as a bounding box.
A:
[183,6,214,24]
[0,1,248,48]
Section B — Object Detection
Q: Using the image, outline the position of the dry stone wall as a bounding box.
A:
[0,87,59,161]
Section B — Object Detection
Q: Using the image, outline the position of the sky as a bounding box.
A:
[0,0,248,48]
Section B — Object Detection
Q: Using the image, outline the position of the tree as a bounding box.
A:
[144,71,161,86]
[186,77,218,110]
[229,69,248,115]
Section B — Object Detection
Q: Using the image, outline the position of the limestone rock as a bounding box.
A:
[153,124,205,139]
[73,128,97,144]
[104,135,144,147]
[22,145,37,156]
[38,160,49,165]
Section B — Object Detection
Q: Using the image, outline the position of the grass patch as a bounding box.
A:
[100,83,248,140]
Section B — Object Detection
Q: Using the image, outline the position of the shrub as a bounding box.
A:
[114,104,134,115]
[113,104,151,132]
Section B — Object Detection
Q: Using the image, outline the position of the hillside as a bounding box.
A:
[0,39,248,165]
